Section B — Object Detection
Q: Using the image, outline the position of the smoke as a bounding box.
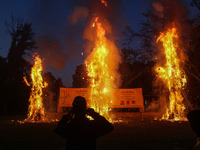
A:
[152,2,164,18]
[68,6,89,24]
[29,0,67,70]
[152,0,190,29]
[151,0,190,71]
[69,0,125,87]
[30,0,87,70]
[146,99,160,112]
[151,0,190,72]
[29,0,125,87]
[37,36,67,70]
[69,0,125,45]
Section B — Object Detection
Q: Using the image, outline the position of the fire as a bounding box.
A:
[156,27,187,121]
[23,76,30,86]
[24,54,47,122]
[101,0,108,7]
[85,17,120,119]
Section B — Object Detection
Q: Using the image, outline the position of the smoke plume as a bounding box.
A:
[37,36,67,70]
[69,0,125,87]
[68,6,89,24]
[29,0,125,88]
[152,0,190,30]
[30,0,87,70]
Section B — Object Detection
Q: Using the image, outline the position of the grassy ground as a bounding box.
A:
[0,115,197,150]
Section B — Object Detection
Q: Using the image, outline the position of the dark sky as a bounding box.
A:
[0,0,198,86]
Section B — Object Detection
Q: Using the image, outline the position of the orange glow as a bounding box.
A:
[85,17,119,120]
[25,54,47,122]
[101,0,108,7]
[23,76,30,87]
[156,27,187,121]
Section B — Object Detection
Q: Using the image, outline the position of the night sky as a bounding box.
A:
[0,0,198,86]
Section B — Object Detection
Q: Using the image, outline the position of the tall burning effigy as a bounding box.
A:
[24,53,48,122]
[84,0,121,119]
[155,26,187,121]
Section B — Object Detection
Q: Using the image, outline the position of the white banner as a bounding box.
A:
[58,88,144,108]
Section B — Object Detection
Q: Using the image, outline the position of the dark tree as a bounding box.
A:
[6,17,36,75]
[119,48,155,95]
[43,72,64,112]
[4,16,37,114]
[72,64,90,88]
[0,56,7,113]
[0,56,7,82]
[184,16,200,106]
[192,0,200,10]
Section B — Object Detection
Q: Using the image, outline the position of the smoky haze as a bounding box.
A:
[29,0,126,86]
[152,0,190,68]
[69,0,126,54]
[152,0,190,32]
[30,0,86,70]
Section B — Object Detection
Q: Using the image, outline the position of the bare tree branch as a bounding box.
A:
[123,66,147,88]
[193,0,200,10]
[185,61,200,82]
[5,15,24,38]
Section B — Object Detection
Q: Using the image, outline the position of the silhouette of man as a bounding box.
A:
[187,102,200,150]
[55,96,113,150]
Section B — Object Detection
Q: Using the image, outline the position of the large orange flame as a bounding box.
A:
[85,17,120,120]
[25,54,47,122]
[156,27,187,121]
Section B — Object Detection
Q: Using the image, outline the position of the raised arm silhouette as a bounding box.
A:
[55,96,113,150]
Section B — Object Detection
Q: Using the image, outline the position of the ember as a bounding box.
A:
[101,0,108,7]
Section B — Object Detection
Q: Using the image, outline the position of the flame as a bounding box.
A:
[101,0,108,7]
[156,27,187,121]
[85,17,119,120]
[23,76,30,87]
[25,54,48,122]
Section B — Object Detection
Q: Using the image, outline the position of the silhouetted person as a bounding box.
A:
[187,105,200,150]
[55,96,113,150]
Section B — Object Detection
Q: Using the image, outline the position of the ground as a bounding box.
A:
[0,114,197,150]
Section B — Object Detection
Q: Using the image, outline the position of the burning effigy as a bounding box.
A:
[23,53,48,122]
[155,26,187,121]
[83,1,121,121]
